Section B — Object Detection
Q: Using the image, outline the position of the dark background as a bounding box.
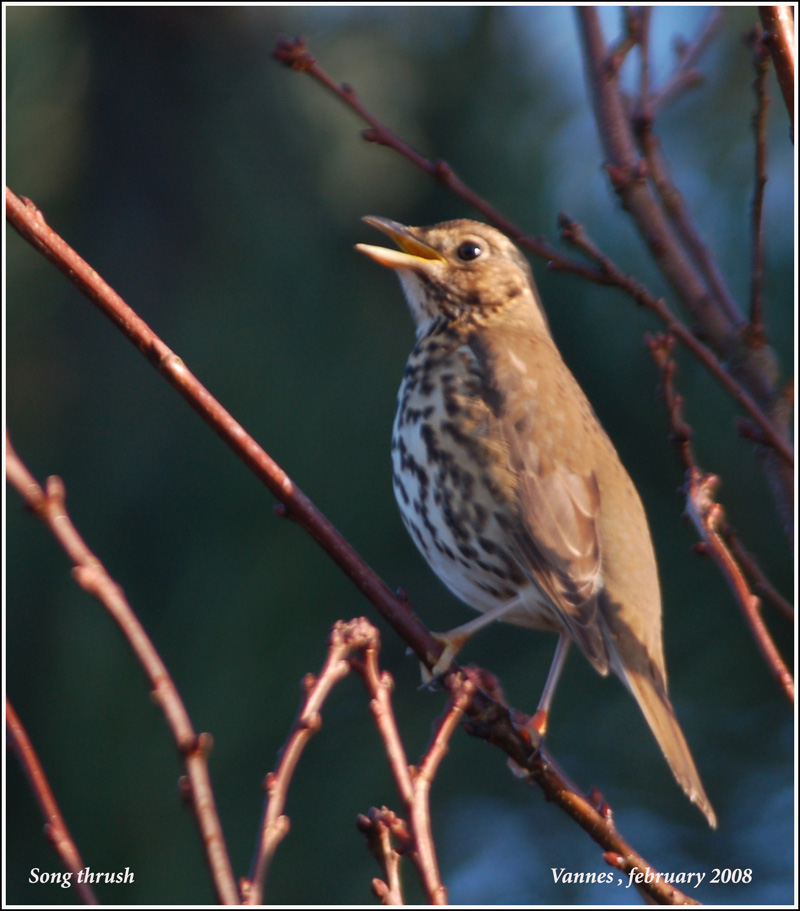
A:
[6,6,794,905]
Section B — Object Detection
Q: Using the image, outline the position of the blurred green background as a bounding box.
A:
[6,6,794,906]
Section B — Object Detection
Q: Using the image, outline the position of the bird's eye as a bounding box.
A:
[456,240,483,262]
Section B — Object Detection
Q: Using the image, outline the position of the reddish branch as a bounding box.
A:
[5,188,438,672]
[647,336,794,704]
[6,699,99,905]
[270,32,793,521]
[648,9,722,114]
[557,214,792,467]
[722,530,793,620]
[353,642,474,904]
[758,6,795,137]
[578,7,743,342]
[7,190,697,905]
[632,10,740,330]
[357,807,410,904]
[684,470,794,704]
[748,26,772,337]
[245,619,368,904]
[576,8,793,534]
[5,434,240,905]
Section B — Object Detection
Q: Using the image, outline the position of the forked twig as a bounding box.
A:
[353,647,476,904]
[245,618,374,904]
[270,34,793,478]
[7,189,699,905]
[357,807,409,904]
[559,214,792,466]
[647,336,794,704]
[5,433,240,905]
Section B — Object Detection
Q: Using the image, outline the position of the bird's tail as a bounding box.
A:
[621,665,717,828]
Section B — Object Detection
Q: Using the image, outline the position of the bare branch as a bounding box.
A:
[649,9,723,114]
[758,6,795,138]
[684,470,794,704]
[647,337,794,704]
[5,433,240,905]
[5,185,441,672]
[7,188,704,905]
[6,699,100,905]
[245,619,372,904]
[748,25,772,337]
[575,9,794,541]
[269,34,793,532]
[357,808,408,905]
[558,214,792,467]
[271,35,609,283]
[630,16,739,335]
[576,8,746,344]
[354,640,454,904]
[722,527,794,621]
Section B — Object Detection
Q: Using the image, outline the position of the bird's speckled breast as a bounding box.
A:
[391,323,550,625]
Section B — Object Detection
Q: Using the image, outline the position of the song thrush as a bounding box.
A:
[356,215,716,828]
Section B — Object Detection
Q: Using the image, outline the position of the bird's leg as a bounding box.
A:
[525,634,571,737]
[424,597,525,680]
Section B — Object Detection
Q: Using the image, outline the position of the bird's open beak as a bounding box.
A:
[356,216,446,270]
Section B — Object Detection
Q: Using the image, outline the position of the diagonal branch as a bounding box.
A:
[5,434,240,905]
[557,213,792,467]
[758,6,795,138]
[272,34,609,283]
[354,638,455,904]
[7,188,700,905]
[646,336,794,703]
[6,699,100,905]
[648,8,723,114]
[631,12,741,331]
[576,8,793,538]
[269,34,793,525]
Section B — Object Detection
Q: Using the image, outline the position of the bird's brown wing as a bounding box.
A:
[512,465,609,674]
[467,330,610,673]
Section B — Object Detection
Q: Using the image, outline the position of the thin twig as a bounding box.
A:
[559,214,793,466]
[5,434,240,905]
[245,618,372,904]
[748,25,771,338]
[631,12,740,332]
[271,34,616,283]
[357,808,408,905]
[648,9,723,114]
[577,7,746,344]
[354,643,454,904]
[758,6,795,138]
[576,8,794,543]
[722,528,794,620]
[5,186,440,672]
[605,7,641,74]
[647,337,794,704]
[6,699,100,905]
[683,469,794,704]
[266,44,793,471]
[7,191,705,905]
[270,33,793,540]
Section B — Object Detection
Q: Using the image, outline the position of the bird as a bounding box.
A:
[355,215,716,828]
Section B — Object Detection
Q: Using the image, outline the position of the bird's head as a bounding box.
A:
[356,216,547,334]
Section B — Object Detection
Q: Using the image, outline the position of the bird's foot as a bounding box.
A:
[524,707,549,738]
[418,630,471,688]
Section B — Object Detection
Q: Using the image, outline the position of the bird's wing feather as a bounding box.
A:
[467,330,610,673]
